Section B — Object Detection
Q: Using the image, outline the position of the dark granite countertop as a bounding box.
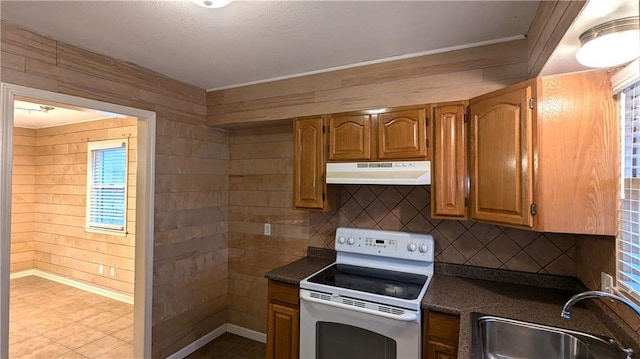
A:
[424,264,640,358]
[265,253,639,358]
[264,247,335,285]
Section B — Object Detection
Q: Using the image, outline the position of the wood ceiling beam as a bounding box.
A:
[527,0,587,78]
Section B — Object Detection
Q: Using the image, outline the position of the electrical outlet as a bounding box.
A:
[99,264,104,275]
[264,223,271,236]
[110,267,115,277]
[601,272,613,294]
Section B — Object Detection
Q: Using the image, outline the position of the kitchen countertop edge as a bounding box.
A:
[264,247,335,285]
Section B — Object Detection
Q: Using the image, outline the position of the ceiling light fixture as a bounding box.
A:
[576,17,640,68]
[192,0,233,9]
[15,105,55,114]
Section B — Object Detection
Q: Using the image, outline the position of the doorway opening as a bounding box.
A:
[0,83,155,358]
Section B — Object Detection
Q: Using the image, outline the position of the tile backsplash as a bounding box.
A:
[309,185,576,276]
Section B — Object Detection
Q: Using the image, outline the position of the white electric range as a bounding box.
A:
[299,227,434,359]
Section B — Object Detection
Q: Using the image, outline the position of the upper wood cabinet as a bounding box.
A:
[328,114,372,161]
[470,84,534,227]
[293,116,330,210]
[378,108,428,160]
[327,106,430,162]
[469,70,617,235]
[431,103,468,220]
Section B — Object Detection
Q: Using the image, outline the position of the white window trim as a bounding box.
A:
[614,58,640,303]
[85,138,129,237]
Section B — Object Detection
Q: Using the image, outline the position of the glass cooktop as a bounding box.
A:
[306,264,428,300]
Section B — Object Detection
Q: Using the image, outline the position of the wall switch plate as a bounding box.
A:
[264,223,271,236]
[601,272,613,294]
[110,267,115,277]
[99,264,104,275]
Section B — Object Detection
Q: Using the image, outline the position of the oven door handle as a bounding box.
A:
[300,291,419,322]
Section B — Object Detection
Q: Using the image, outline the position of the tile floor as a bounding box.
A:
[187,333,265,359]
[9,275,133,359]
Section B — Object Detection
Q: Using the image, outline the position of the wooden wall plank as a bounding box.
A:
[3,21,228,356]
[11,128,35,272]
[207,40,528,127]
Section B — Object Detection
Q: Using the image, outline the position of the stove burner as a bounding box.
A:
[393,273,421,282]
[373,281,408,296]
[324,274,350,286]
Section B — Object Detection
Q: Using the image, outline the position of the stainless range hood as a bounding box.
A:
[326,161,430,185]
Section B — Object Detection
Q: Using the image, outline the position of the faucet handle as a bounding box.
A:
[609,338,634,358]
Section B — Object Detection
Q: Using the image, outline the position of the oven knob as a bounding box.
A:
[347,237,355,245]
[338,236,346,244]
[419,243,429,253]
[407,243,417,252]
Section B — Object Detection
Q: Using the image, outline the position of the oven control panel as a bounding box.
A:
[335,227,434,261]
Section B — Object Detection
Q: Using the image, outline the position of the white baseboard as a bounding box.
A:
[167,324,267,359]
[227,323,267,343]
[166,323,227,359]
[10,269,134,304]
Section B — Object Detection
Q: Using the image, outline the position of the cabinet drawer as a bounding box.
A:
[268,280,299,306]
[428,312,460,345]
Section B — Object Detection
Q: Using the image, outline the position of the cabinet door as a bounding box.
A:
[329,114,372,161]
[267,303,299,359]
[432,104,467,219]
[469,86,534,227]
[293,117,325,209]
[426,342,457,359]
[377,108,428,159]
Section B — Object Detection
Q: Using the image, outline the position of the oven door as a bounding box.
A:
[299,289,421,359]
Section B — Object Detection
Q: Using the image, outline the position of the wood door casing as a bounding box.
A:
[469,86,534,227]
[432,103,467,219]
[293,117,325,209]
[377,108,428,160]
[329,114,372,161]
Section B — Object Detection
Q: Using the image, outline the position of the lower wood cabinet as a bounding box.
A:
[267,280,299,359]
[423,311,460,359]
[426,341,458,359]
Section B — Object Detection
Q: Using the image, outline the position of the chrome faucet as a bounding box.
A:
[561,290,640,359]
[561,290,640,320]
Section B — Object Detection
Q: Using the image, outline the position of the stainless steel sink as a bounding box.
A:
[474,315,629,359]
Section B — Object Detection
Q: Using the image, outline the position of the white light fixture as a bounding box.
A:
[192,0,233,9]
[576,17,640,68]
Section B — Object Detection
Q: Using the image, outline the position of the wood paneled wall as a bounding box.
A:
[11,127,36,272]
[207,40,529,127]
[227,123,310,332]
[17,118,137,295]
[1,22,228,358]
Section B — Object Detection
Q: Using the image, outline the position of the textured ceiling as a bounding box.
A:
[0,1,539,91]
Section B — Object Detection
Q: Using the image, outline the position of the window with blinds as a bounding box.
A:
[618,80,640,300]
[86,139,128,234]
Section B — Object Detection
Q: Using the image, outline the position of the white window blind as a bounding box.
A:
[86,139,128,234]
[618,80,640,300]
